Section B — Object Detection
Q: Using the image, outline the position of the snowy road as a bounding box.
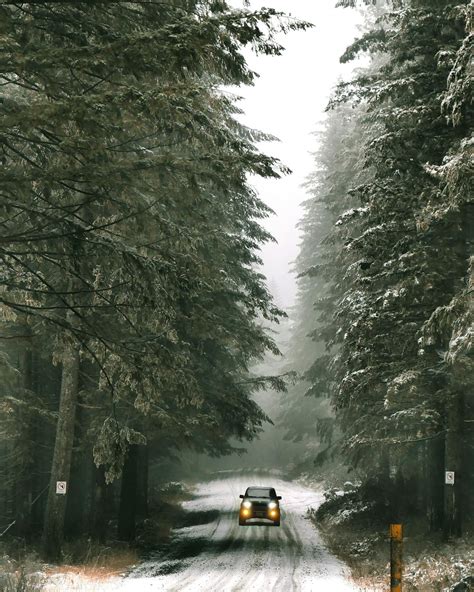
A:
[123,473,358,592]
[44,473,358,591]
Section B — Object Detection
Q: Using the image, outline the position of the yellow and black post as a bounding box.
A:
[390,523,403,591]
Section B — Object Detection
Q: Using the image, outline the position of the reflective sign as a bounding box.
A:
[56,481,67,495]
[445,471,455,485]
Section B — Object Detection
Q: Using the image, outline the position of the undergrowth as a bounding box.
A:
[0,481,195,590]
[312,484,474,592]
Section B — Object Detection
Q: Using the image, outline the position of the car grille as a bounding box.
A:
[252,502,269,516]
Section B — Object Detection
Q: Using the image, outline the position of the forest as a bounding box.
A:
[0,0,311,562]
[284,0,473,541]
[0,0,472,590]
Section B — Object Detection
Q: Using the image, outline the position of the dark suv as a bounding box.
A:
[239,486,281,526]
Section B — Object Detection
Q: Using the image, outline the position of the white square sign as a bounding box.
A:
[56,481,67,495]
[445,471,455,485]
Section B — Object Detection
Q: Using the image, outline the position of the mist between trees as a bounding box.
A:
[281,0,473,543]
[0,0,472,568]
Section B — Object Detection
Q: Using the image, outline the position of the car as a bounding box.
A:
[238,486,282,526]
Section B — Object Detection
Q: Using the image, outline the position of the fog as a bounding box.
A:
[237,1,361,308]
[4,3,470,587]
[190,1,363,474]
[167,1,364,478]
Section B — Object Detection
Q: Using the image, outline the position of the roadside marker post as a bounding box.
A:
[390,523,403,592]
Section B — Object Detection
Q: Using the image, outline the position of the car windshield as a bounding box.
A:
[246,487,273,498]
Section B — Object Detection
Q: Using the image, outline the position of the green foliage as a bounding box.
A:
[325,0,472,471]
[290,0,473,512]
[0,1,308,490]
[280,103,365,460]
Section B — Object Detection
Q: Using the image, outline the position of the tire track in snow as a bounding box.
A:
[120,474,359,592]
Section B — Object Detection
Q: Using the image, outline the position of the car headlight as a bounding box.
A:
[268,501,278,510]
[242,500,252,509]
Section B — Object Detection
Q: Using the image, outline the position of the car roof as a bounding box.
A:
[245,486,276,496]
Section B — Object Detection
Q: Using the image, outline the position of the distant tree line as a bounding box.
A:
[285,0,472,538]
[0,1,309,561]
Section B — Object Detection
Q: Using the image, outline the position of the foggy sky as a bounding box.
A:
[235,1,361,308]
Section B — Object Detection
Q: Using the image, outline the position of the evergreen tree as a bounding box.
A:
[281,104,365,470]
[0,1,310,558]
[292,0,472,535]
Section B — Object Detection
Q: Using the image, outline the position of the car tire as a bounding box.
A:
[273,520,280,526]
[239,519,246,526]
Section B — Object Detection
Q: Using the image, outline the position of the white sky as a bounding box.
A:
[233,1,361,308]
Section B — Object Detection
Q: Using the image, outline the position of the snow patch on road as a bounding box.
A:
[44,474,360,591]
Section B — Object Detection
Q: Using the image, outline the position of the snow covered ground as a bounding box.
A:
[44,473,360,591]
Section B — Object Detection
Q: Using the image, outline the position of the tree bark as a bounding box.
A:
[41,325,80,562]
[64,374,93,538]
[427,437,444,532]
[118,445,138,542]
[14,329,34,537]
[91,464,108,544]
[65,445,90,537]
[30,348,47,532]
[443,391,463,539]
[136,444,149,520]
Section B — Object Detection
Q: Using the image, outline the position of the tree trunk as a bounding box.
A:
[137,444,149,520]
[32,351,61,534]
[427,437,444,532]
[41,327,80,562]
[14,330,34,537]
[91,464,108,544]
[65,446,91,537]
[118,445,138,542]
[443,391,463,539]
[64,375,93,538]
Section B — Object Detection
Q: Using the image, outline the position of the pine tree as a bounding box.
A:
[323,0,472,528]
[282,104,366,470]
[1,1,310,557]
